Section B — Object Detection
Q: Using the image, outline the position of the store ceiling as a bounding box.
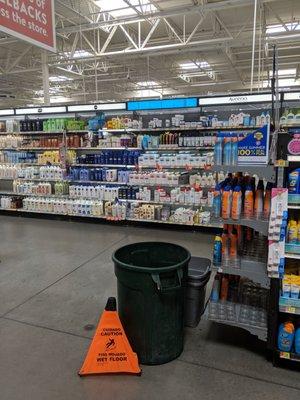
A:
[0,0,299,107]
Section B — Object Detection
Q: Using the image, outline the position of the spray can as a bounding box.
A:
[213,235,222,265]
[231,185,242,220]
[213,184,222,218]
[244,185,254,218]
[254,179,264,216]
[221,185,232,219]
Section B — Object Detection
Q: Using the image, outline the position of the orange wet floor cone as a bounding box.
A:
[78,297,141,376]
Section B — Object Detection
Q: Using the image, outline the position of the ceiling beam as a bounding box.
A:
[57,0,279,34]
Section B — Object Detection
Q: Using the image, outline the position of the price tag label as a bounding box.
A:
[280,352,290,359]
[275,159,288,167]
[286,306,296,314]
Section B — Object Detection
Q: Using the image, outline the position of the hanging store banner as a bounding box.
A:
[237,124,270,165]
[0,0,56,52]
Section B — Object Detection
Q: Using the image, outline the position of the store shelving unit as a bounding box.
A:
[269,130,300,367]
[203,160,274,341]
[0,122,220,228]
[205,301,267,341]
[212,165,276,183]
[213,259,270,289]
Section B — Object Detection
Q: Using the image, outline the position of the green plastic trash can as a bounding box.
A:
[113,242,191,365]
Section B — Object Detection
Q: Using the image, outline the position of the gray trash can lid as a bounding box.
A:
[188,256,211,283]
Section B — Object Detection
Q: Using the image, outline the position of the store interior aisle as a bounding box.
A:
[0,215,300,400]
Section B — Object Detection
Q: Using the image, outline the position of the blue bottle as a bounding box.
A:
[295,327,300,355]
[223,137,232,166]
[213,184,222,217]
[214,137,223,166]
[231,136,238,166]
[213,236,222,265]
[211,275,220,302]
[277,322,295,352]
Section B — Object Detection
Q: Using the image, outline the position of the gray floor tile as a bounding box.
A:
[0,216,126,315]
[1,318,300,400]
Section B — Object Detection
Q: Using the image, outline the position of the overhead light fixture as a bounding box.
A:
[266,23,300,35]
[263,78,300,88]
[269,68,297,77]
[95,0,156,18]
[64,50,92,59]
[179,61,210,70]
[49,76,73,82]
[133,89,161,98]
[50,96,73,104]
[136,81,159,87]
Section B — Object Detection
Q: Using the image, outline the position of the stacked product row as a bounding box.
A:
[19,118,86,132]
[213,225,267,268]
[98,132,215,149]
[212,173,272,221]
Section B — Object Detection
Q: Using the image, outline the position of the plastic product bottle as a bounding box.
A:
[221,228,229,263]
[244,185,254,218]
[213,235,222,265]
[214,137,223,166]
[229,228,238,263]
[231,185,242,220]
[220,275,229,301]
[254,180,264,216]
[211,275,221,302]
[288,219,298,244]
[277,322,295,352]
[223,137,232,166]
[221,185,232,219]
[231,136,238,166]
[288,168,300,194]
[263,182,272,217]
[295,326,300,355]
[213,184,222,218]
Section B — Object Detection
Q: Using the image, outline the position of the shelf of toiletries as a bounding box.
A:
[212,224,269,286]
[210,173,272,236]
[279,297,300,315]
[212,165,275,183]
[277,320,300,360]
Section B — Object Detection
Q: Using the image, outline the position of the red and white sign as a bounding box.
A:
[0,0,56,52]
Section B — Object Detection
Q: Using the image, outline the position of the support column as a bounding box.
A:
[41,50,50,106]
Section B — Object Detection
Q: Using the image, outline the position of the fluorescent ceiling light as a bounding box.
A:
[134,89,161,97]
[179,61,210,70]
[136,81,159,87]
[35,88,61,97]
[50,97,72,104]
[95,0,156,18]
[64,50,92,59]
[49,75,73,82]
[268,68,296,77]
[266,23,300,35]
[263,78,300,88]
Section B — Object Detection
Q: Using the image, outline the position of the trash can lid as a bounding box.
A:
[188,256,211,282]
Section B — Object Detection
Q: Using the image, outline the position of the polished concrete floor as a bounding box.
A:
[0,215,299,400]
